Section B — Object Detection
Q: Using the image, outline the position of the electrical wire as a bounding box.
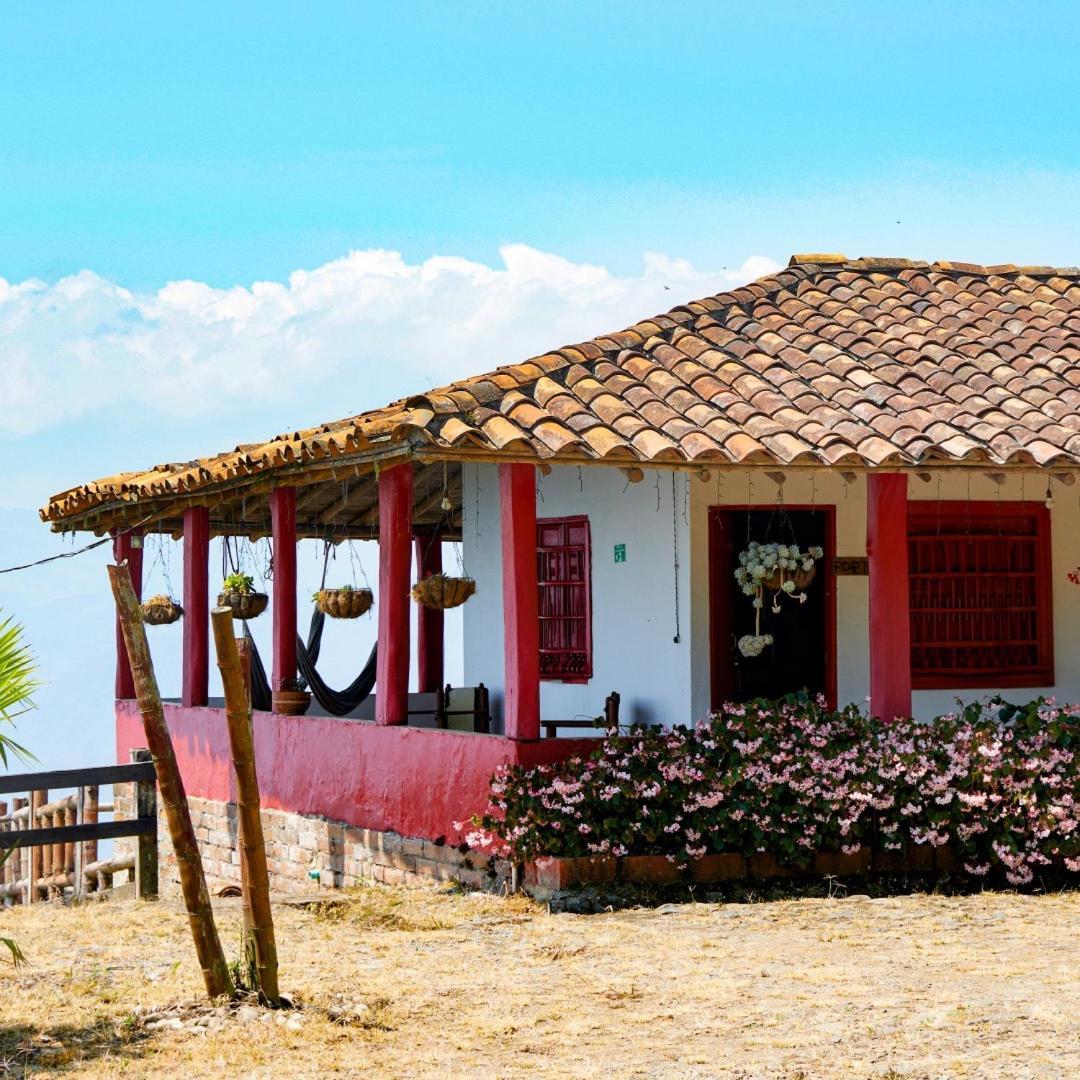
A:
[0,512,160,575]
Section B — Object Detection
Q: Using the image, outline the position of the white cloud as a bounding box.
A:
[0,246,778,438]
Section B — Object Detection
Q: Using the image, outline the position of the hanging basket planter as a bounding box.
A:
[315,587,374,619]
[141,594,183,626]
[734,541,825,657]
[217,589,269,620]
[218,572,269,620]
[412,573,476,610]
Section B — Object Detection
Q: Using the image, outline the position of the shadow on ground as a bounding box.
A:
[0,1016,154,1075]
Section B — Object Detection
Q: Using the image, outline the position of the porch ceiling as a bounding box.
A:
[42,254,1080,535]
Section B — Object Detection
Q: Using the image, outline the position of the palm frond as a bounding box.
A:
[1,937,28,968]
[0,850,28,966]
[0,614,39,720]
[0,614,38,765]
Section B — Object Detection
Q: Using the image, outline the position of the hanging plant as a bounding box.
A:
[141,594,183,626]
[314,585,373,619]
[734,542,824,658]
[217,572,269,620]
[412,572,476,610]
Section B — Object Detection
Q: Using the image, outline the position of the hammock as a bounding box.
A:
[243,609,377,716]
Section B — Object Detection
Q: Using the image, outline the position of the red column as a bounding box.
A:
[376,463,413,725]
[415,534,444,693]
[867,473,912,721]
[182,506,210,707]
[270,487,298,699]
[112,529,143,699]
[499,463,540,740]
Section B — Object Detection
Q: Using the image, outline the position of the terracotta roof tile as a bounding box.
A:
[43,256,1080,526]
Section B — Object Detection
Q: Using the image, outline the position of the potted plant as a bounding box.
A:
[273,676,311,716]
[411,572,476,610]
[217,572,269,620]
[733,542,824,657]
[313,584,373,619]
[140,594,183,625]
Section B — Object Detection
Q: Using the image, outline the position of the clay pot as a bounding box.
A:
[272,690,311,716]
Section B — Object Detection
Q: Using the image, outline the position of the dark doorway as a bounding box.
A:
[709,506,836,708]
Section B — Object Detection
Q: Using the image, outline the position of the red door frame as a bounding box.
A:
[708,504,838,710]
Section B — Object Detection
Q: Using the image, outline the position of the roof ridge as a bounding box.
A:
[790,252,1080,278]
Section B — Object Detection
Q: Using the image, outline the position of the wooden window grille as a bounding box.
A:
[536,516,592,682]
[908,502,1053,689]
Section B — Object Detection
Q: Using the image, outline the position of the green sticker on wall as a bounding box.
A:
[614,543,627,564]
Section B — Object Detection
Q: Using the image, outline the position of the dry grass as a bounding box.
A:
[1,884,1077,1078]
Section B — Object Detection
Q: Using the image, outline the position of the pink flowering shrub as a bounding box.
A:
[473,696,1080,885]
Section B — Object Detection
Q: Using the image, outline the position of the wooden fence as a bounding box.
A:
[0,750,157,904]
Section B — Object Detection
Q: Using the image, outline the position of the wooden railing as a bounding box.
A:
[0,751,158,904]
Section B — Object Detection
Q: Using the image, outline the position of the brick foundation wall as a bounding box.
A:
[154,796,510,896]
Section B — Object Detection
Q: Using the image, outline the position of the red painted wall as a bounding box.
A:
[116,701,594,842]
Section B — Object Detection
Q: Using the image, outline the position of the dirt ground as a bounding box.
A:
[0,884,1076,1079]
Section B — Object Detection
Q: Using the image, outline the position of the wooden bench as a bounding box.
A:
[542,691,620,739]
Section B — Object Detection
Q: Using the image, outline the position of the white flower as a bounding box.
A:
[738,633,774,657]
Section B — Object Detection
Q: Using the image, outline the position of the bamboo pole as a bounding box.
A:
[235,637,255,951]
[107,562,234,1000]
[211,607,280,1004]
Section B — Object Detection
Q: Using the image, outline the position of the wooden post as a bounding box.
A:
[212,607,280,1004]
[63,803,76,876]
[112,530,143,699]
[74,787,86,900]
[84,786,99,867]
[108,562,232,1000]
[415,534,444,693]
[28,790,44,904]
[234,635,254,965]
[132,749,159,900]
[867,473,912,722]
[499,463,541,741]
[376,463,413,726]
[12,798,25,903]
[0,803,8,899]
[237,637,253,706]
[270,487,298,701]
[48,807,62,894]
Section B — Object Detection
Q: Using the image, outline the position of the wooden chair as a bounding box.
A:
[410,684,491,732]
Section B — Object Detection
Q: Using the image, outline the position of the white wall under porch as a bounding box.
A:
[462,463,692,730]
[463,462,1080,729]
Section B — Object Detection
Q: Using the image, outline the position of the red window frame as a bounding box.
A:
[907,501,1053,689]
[536,515,592,683]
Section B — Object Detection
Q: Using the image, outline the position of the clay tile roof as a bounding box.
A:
[42,255,1080,526]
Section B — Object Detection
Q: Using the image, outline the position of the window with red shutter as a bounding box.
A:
[908,502,1053,689]
[536,516,592,682]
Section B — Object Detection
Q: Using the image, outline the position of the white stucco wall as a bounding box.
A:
[462,463,691,729]
[462,463,1080,727]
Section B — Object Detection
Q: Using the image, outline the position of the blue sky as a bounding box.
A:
[2,1,1080,768]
